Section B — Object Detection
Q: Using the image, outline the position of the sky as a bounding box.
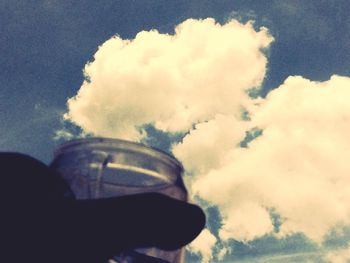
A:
[2,0,350,262]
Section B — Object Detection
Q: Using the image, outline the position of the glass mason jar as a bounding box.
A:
[50,137,188,263]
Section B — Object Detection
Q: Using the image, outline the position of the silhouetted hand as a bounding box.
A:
[0,153,205,263]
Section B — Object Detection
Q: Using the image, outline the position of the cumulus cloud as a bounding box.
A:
[172,114,248,176]
[325,245,350,263]
[188,228,217,263]
[179,75,350,244]
[64,18,272,140]
[219,202,274,242]
[61,15,350,262]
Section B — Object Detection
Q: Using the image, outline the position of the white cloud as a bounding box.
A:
[219,202,274,242]
[64,18,273,141]
[181,75,350,244]
[188,228,217,263]
[61,15,350,261]
[172,114,248,176]
[217,246,231,261]
[325,245,350,263]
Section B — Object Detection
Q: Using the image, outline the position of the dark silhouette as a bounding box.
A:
[0,153,205,263]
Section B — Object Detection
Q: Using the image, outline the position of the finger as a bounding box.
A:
[67,193,205,258]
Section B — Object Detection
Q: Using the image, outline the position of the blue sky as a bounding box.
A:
[2,1,350,262]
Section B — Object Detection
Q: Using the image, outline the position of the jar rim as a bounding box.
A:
[53,137,184,173]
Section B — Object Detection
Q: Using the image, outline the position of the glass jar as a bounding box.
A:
[50,137,188,263]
